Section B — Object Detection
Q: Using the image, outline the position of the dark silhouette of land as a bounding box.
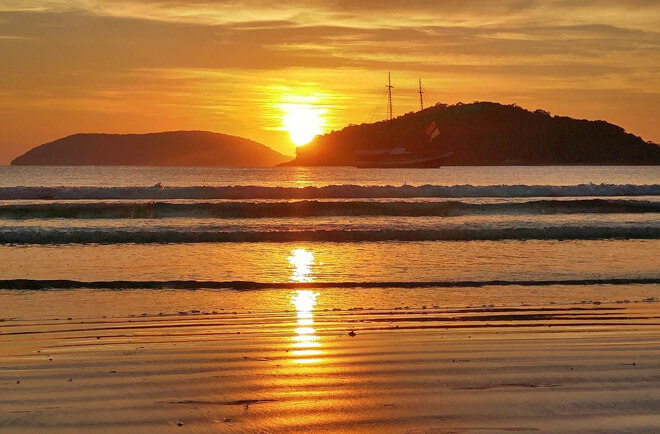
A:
[11,104,660,167]
[11,131,290,167]
[288,102,660,166]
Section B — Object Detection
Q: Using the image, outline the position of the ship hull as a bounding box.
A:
[355,152,453,168]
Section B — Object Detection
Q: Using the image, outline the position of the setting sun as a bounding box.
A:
[281,104,326,146]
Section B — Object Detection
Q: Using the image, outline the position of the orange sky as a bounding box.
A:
[1,0,659,164]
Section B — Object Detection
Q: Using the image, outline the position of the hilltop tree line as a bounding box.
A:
[292,102,660,165]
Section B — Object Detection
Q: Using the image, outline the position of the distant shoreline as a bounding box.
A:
[9,102,660,167]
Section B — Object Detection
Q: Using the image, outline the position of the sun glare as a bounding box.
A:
[282,104,326,146]
[288,248,315,282]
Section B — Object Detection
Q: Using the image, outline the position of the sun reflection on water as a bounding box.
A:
[288,248,315,283]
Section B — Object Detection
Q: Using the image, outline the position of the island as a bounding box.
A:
[10,131,290,167]
[287,102,660,166]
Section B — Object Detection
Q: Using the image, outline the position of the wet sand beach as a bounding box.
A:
[1,288,659,433]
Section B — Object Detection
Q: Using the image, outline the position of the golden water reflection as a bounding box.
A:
[291,289,321,364]
[288,248,315,283]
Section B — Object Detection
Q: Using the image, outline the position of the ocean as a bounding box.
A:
[0,165,658,288]
[1,165,660,432]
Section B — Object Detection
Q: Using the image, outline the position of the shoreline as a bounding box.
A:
[1,277,660,290]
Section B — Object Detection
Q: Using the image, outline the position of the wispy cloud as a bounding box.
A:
[0,1,658,163]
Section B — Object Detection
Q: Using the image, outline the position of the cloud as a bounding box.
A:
[0,1,658,163]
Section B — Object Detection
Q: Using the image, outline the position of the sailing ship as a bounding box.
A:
[354,74,453,168]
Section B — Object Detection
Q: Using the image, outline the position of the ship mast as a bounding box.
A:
[387,72,393,121]
[418,78,424,111]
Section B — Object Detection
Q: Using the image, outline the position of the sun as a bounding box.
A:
[282,104,326,146]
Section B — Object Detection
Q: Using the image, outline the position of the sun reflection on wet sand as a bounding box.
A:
[288,248,322,363]
[291,290,321,363]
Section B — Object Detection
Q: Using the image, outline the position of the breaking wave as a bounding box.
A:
[1,183,659,200]
[1,226,658,244]
[0,199,658,219]
[1,277,658,290]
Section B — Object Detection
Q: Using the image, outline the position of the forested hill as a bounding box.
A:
[288,102,660,166]
[11,131,289,167]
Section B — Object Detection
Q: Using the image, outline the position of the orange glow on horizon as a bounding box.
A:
[1,2,659,164]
